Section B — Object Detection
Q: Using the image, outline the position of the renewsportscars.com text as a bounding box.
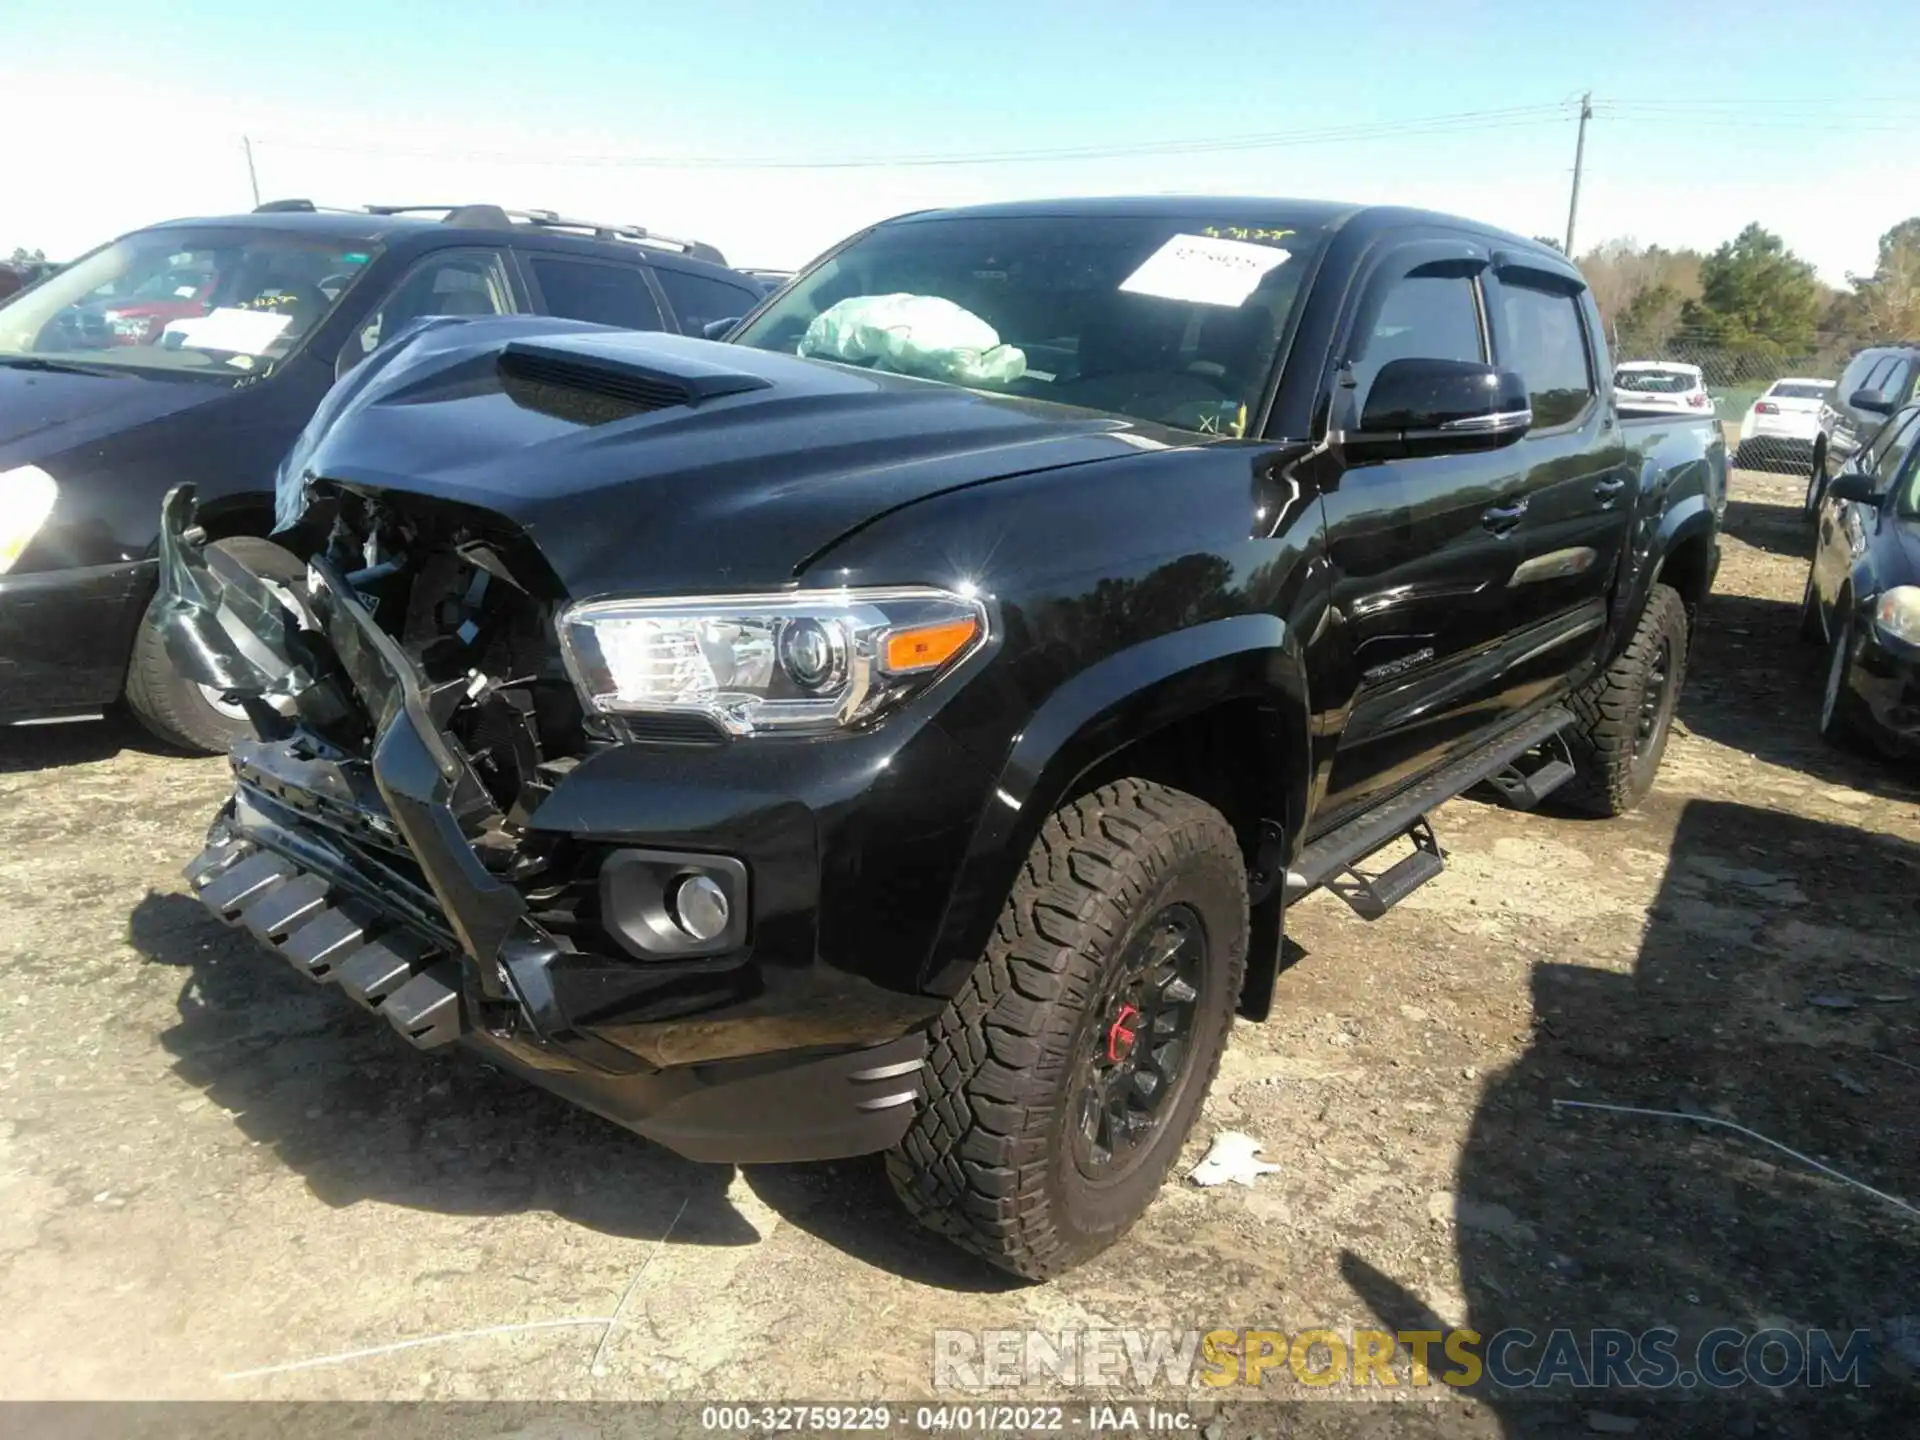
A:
[933,1326,1873,1391]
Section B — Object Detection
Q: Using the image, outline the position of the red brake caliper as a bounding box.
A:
[1106,1003,1140,1063]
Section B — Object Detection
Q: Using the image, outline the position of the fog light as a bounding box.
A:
[668,873,730,942]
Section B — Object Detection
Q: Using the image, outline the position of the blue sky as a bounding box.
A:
[4,0,1915,280]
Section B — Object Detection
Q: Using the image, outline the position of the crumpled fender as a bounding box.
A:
[154,485,344,729]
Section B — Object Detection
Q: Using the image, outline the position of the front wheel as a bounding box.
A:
[887,779,1247,1280]
[125,535,307,755]
[1562,583,1689,817]
[1818,609,1870,751]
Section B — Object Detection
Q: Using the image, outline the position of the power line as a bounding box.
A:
[250,103,1577,171]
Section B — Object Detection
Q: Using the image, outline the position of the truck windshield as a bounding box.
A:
[730,213,1328,435]
[1615,369,1696,393]
[0,227,380,380]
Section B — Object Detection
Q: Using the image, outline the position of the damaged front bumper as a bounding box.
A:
[158,487,930,1164]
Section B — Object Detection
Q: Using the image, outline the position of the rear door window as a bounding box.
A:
[527,256,664,330]
[1496,280,1594,429]
[653,268,762,334]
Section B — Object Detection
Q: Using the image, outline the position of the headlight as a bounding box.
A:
[1874,586,1920,647]
[558,586,989,736]
[0,464,58,575]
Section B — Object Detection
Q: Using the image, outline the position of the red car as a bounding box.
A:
[92,266,217,344]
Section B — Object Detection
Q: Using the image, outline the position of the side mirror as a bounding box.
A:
[1849,387,1893,415]
[1346,358,1531,459]
[701,317,742,341]
[1825,470,1879,505]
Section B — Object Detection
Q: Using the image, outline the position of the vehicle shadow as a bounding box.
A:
[1680,590,1920,802]
[130,889,1020,1289]
[0,713,176,775]
[1720,495,1810,561]
[1343,798,1920,1436]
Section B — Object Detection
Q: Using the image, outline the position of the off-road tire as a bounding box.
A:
[887,780,1247,1280]
[125,536,307,755]
[1562,582,1689,817]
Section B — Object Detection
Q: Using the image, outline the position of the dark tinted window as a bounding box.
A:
[1837,352,1880,398]
[1349,273,1484,414]
[1881,358,1913,404]
[530,257,662,330]
[1862,356,1900,397]
[1615,369,1697,393]
[1868,407,1920,482]
[653,268,760,333]
[1499,281,1593,428]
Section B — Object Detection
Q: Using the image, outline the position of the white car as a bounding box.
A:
[1736,376,1834,470]
[1613,361,1714,416]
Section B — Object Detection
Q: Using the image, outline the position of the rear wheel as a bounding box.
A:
[125,535,307,755]
[1562,583,1688,817]
[1804,444,1828,521]
[887,779,1247,1279]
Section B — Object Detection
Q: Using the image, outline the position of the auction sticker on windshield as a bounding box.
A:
[1120,232,1290,307]
[163,307,293,355]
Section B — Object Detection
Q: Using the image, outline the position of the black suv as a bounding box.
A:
[1807,343,1920,516]
[0,202,764,751]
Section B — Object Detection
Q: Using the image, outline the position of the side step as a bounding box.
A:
[1480,733,1577,811]
[1321,817,1445,920]
[1287,705,1575,916]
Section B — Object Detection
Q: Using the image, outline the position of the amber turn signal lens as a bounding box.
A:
[883,617,979,673]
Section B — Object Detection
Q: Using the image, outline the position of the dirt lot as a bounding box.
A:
[2,463,1916,1436]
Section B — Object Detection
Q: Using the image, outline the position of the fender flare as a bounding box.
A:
[1632,492,1718,623]
[920,613,1310,997]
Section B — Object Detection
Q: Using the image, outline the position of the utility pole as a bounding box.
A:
[242,135,260,208]
[1564,92,1592,257]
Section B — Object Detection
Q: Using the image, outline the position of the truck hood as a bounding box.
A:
[280,317,1187,598]
[0,363,230,471]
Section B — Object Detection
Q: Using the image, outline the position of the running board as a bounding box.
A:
[1287,705,1575,912]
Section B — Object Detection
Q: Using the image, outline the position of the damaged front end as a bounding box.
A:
[158,480,931,1163]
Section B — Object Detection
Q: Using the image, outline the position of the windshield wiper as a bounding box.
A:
[0,356,139,379]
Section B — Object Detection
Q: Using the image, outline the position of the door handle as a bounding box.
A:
[1594,476,1627,497]
[1482,498,1528,534]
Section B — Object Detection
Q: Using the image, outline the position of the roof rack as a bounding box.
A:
[252,199,728,266]
[359,204,726,264]
[252,199,365,215]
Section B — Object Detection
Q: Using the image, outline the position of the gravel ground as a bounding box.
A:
[2,463,1916,1437]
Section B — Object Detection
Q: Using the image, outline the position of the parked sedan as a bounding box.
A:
[1736,377,1832,471]
[1801,400,1920,752]
[1613,361,1713,417]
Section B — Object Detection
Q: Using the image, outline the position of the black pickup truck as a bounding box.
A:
[158,196,1725,1279]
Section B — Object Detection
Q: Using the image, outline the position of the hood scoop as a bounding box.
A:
[497,337,773,427]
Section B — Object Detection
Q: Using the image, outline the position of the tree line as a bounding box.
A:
[1562,219,1920,381]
